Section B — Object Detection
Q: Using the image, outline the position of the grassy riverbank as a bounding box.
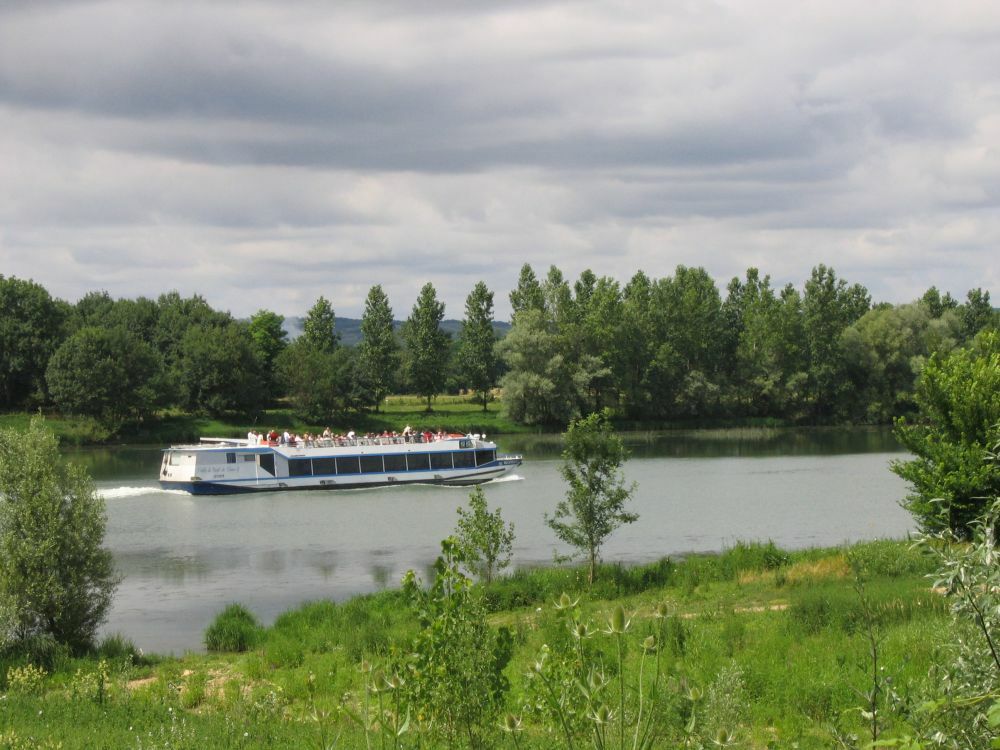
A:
[1,395,820,447]
[0,396,535,446]
[0,539,956,749]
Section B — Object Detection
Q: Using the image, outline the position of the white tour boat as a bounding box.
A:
[159,433,522,495]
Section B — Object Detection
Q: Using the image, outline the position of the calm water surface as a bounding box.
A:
[68,428,913,654]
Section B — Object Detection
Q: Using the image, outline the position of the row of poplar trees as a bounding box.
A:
[0,275,499,430]
[499,263,996,425]
[0,264,995,431]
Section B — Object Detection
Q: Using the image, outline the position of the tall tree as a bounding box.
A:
[302,296,339,353]
[0,418,118,652]
[458,281,499,411]
[574,272,623,411]
[802,265,871,420]
[154,291,231,369]
[921,286,958,319]
[840,303,944,422]
[277,342,358,422]
[542,265,575,328]
[403,283,450,411]
[961,288,996,340]
[648,266,727,417]
[724,268,778,415]
[358,285,399,412]
[509,263,545,322]
[0,276,67,408]
[247,309,288,401]
[498,308,607,426]
[617,271,656,418]
[46,326,165,432]
[546,409,637,585]
[173,321,264,416]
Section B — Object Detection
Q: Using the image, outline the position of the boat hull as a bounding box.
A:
[159,437,521,495]
[160,463,517,495]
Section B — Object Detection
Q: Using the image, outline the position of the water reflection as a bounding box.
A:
[504,426,902,459]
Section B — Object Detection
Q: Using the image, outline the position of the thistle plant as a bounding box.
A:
[525,595,675,749]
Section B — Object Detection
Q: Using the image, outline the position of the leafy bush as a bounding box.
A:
[0,419,119,653]
[204,603,262,652]
[5,663,46,695]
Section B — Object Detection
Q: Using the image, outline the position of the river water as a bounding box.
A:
[68,428,913,654]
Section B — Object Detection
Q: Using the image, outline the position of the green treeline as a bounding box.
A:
[0,265,996,434]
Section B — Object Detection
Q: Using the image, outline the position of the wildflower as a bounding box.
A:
[554,592,580,610]
[589,704,613,725]
[604,605,631,634]
[500,713,523,733]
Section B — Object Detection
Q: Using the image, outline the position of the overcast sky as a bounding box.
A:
[1,1,997,320]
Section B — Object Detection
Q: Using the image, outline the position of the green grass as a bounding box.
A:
[204,604,263,653]
[0,539,959,749]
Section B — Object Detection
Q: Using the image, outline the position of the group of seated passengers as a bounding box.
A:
[246,426,453,447]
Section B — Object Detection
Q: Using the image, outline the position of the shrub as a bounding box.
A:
[204,603,262,652]
[5,662,46,695]
[0,418,119,653]
[0,633,69,673]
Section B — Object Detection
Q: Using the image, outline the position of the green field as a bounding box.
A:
[0,539,968,749]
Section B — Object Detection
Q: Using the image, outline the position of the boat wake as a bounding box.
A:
[489,473,524,484]
[98,486,188,500]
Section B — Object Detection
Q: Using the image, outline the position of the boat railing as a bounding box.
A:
[224,433,487,450]
[176,433,492,451]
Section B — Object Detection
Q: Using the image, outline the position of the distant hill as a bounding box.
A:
[282,317,511,347]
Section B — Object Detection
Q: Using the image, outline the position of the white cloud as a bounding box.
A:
[0,0,997,319]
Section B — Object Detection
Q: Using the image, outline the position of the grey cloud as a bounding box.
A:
[0,0,997,318]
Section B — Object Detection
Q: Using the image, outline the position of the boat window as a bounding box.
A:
[430,452,452,470]
[226,453,237,464]
[289,458,313,476]
[459,438,471,449]
[242,454,255,462]
[407,453,431,471]
[360,455,383,474]
[336,456,361,475]
[168,452,192,466]
[258,454,275,476]
[475,449,496,466]
[452,451,475,469]
[312,458,337,476]
[383,454,407,472]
